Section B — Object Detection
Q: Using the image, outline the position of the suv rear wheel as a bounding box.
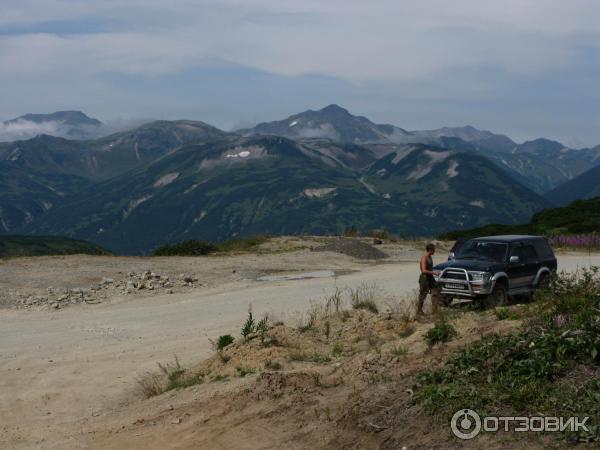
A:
[484,283,507,309]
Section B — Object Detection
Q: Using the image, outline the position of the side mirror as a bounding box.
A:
[448,252,455,260]
[510,255,520,264]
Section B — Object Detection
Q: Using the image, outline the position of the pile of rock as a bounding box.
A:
[14,271,202,311]
[119,271,200,293]
[15,286,104,310]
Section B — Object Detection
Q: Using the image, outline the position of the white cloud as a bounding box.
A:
[0,119,70,141]
[1,0,598,80]
[0,1,599,144]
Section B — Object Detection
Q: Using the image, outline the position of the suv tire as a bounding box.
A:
[537,272,550,289]
[484,283,507,309]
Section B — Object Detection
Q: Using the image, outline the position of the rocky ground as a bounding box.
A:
[0,236,438,311]
[9,271,203,310]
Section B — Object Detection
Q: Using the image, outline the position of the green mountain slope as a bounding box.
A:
[362,145,549,229]
[25,138,549,254]
[0,161,92,232]
[546,164,600,205]
[441,197,600,239]
[0,121,234,231]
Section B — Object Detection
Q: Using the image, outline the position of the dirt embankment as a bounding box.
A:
[84,306,529,450]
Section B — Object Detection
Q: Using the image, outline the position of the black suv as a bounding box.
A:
[434,235,557,307]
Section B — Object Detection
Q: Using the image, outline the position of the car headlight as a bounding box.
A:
[469,272,491,282]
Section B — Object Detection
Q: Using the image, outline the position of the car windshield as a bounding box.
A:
[456,241,508,262]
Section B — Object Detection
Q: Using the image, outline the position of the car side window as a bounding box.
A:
[533,240,554,259]
[521,245,538,262]
[510,246,522,259]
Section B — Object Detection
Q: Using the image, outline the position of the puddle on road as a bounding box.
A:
[257,270,336,282]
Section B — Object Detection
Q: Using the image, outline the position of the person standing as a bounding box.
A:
[417,243,437,316]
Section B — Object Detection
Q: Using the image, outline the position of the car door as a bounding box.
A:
[507,244,528,289]
[520,244,539,288]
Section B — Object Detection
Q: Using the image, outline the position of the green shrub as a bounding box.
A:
[216,334,234,350]
[216,235,269,252]
[152,235,270,256]
[153,240,217,256]
[423,322,457,346]
[241,310,256,341]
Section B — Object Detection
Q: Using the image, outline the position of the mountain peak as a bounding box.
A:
[319,104,351,115]
[250,104,406,144]
[519,138,566,154]
[7,111,102,126]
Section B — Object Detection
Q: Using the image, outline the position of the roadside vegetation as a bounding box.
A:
[414,268,600,443]
[152,235,270,256]
[440,196,600,247]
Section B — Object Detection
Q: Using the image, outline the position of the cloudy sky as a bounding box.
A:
[1,0,599,145]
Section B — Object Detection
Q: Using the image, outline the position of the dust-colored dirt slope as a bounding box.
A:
[79,308,578,450]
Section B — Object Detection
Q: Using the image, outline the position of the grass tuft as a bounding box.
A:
[350,283,380,314]
[423,322,457,346]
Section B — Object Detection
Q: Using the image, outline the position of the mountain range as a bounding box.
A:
[1,105,598,254]
[246,105,600,194]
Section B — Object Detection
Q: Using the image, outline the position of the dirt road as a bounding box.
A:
[1,249,598,449]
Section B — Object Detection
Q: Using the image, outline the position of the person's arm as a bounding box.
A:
[420,255,432,275]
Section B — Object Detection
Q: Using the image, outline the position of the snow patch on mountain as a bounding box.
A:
[154,172,179,188]
[302,187,337,198]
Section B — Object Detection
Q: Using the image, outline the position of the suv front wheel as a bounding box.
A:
[484,283,507,309]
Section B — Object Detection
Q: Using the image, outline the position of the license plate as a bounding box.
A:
[445,283,466,290]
